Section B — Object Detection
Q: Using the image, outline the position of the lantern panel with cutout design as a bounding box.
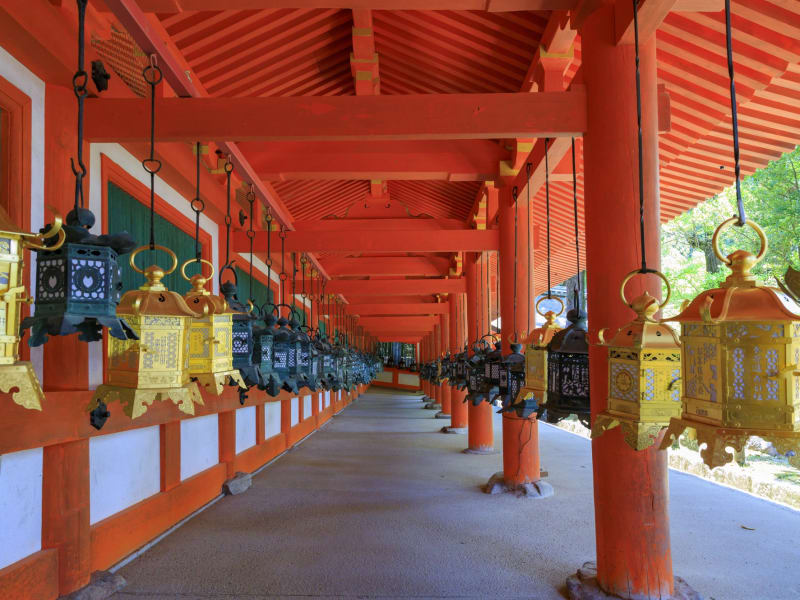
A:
[0,211,65,410]
[89,246,203,421]
[522,297,564,413]
[220,273,262,390]
[661,219,800,468]
[182,259,246,395]
[545,307,591,427]
[592,271,682,450]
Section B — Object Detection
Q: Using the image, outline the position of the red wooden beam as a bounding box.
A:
[83,91,587,142]
[376,336,422,343]
[241,140,505,181]
[121,1,580,11]
[326,279,466,296]
[358,316,438,329]
[297,219,468,231]
[233,229,499,253]
[351,9,379,96]
[320,257,450,277]
[342,303,449,316]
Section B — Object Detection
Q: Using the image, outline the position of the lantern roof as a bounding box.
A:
[118,265,200,318]
[601,291,679,350]
[548,308,588,355]
[668,251,800,323]
[185,274,229,317]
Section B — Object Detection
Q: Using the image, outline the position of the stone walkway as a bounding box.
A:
[112,388,800,600]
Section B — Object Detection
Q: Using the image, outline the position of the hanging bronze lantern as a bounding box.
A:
[544,303,591,427]
[220,271,261,389]
[254,305,280,397]
[88,246,203,420]
[0,211,65,410]
[498,342,531,416]
[484,340,503,404]
[660,219,800,467]
[181,259,246,395]
[593,271,681,450]
[465,340,490,406]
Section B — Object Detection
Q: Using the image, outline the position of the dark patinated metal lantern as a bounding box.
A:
[220,268,262,389]
[254,306,280,397]
[272,309,301,395]
[498,343,536,418]
[465,340,490,406]
[545,306,590,427]
[453,348,468,390]
[316,332,335,390]
[484,340,503,404]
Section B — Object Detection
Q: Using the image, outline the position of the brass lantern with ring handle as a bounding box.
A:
[181,258,246,395]
[88,245,203,425]
[522,296,564,415]
[593,269,682,450]
[0,210,65,410]
[660,219,800,468]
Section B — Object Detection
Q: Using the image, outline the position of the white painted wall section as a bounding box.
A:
[376,370,393,383]
[265,401,281,439]
[324,390,331,407]
[235,406,257,454]
[90,427,160,525]
[290,397,300,426]
[303,395,312,420]
[180,415,219,481]
[0,448,43,569]
[398,373,420,387]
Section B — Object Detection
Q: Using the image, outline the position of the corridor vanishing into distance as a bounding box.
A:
[112,389,800,600]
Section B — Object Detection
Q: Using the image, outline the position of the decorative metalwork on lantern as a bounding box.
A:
[544,305,591,427]
[484,340,503,404]
[271,307,302,394]
[0,211,65,410]
[498,343,532,417]
[181,259,246,395]
[452,348,469,390]
[592,271,682,450]
[660,219,800,468]
[465,340,490,406]
[220,278,260,390]
[522,297,564,413]
[88,246,203,422]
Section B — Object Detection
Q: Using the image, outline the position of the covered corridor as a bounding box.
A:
[111,389,800,600]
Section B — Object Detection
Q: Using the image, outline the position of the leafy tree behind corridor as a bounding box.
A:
[661,146,800,316]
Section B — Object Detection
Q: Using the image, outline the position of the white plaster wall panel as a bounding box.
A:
[235,406,257,454]
[318,394,323,413]
[303,395,312,420]
[264,401,282,439]
[376,370,393,383]
[290,397,300,426]
[398,373,420,387]
[0,447,43,569]
[324,391,331,407]
[180,415,219,481]
[90,427,160,525]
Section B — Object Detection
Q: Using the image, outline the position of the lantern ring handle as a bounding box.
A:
[180,258,215,282]
[130,244,178,275]
[23,216,66,251]
[619,268,671,310]
[535,295,565,319]
[712,216,768,266]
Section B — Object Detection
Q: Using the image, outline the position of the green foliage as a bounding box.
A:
[661,146,800,316]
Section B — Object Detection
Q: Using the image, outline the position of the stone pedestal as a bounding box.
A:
[566,563,702,600]
[441,426,467,434]
[223,472,252,495]
[63,571,126,600]
[482,471,554,499]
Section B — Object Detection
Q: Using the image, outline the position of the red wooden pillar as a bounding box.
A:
[498,185,540,487]
[218,411,236,479]
[431,322,441,408]
[437,311,451,416]
[464,253,493,453]
[448,293,467,429]
[582,5,673,598]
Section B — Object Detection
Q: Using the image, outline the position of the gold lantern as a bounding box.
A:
[0,210,65,409]
[593,270,682,450]
[182,259,245,395]
[660,219,800,468]
[522,296,563,408]
[89,246,203,419]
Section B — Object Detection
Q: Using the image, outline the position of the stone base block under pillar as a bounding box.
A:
[566,562,702,600]
[462,447,495,455]
[423,402,441,410]
[482,471,554,499]
[434,411,450,419]
[419,395,430,402]
[63,571,127,600]
[440,426,467,434]
[223,471,253,495]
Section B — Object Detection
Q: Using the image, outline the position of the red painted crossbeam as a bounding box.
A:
[233,230,499,253]
[342,303,449,316]
[358,316,438,329]
[326,279,466,296]
[84,91,586,142]
[320,257,450,277]
[128,1,579,12]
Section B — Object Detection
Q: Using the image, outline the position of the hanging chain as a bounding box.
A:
[526,162,532,334]
[191,142,205,262]
[572,139,582,313]
[142,55,163,250]
[265,207,273,301]
[495,251,500,332]
[246,185,256,301]
[279,225,287,317]
[300,255,307,328]
[512,186,519,340]
[291,252,297,316]
[725,0,745,226]
[544,137,552,298]
[632,0,653,273]
[71,0,89,217]
[475,254,480,343]
[223,155,234,267]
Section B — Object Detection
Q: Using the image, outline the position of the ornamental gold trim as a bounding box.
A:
[89,381,203,420]
[0,362,45,411]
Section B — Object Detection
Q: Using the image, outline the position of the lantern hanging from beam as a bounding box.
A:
[272,306,301,394]
[465,339,490,406]
[660,219,800,468]
[181,259,246,395]
[522,297,563,413]
[0,211,65,410]
[88,246,203,421]
[498,342,532,417]
[220,272,261,389]
[484,340,503,404]
[593,271,681,450]
[253,305,280,397]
